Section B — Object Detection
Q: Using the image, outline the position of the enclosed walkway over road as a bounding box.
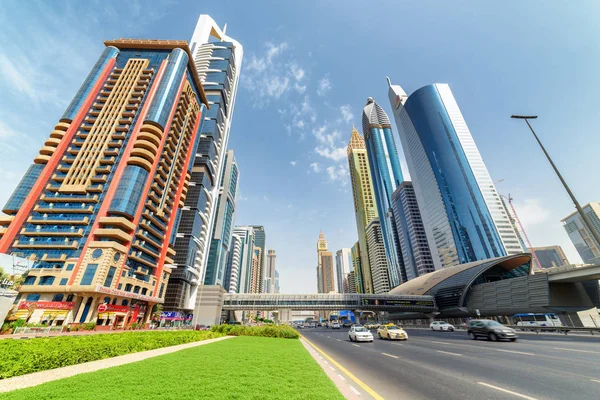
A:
[222,293,436,312]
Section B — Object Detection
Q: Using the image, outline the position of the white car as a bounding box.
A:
[430,321,455,331]
[349,326,374,342]
[331,322,341,329]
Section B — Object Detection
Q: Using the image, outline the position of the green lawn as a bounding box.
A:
[3,336,344,400]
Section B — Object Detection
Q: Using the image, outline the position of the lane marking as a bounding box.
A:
[436,350,462,356]
[496,349,535,356]
[349,386,361,396]
[430,341,452,345]
[327,336,332,339]
[352,344,360,347]
[477,382,538,400]
[323,360,329,365]
[336,339,342,342]
[329,366,336,371]
[382,352,400,359]
[554,347,600,355]
[393,343,404,346]
[338,374,346,381]
[302,336,385,400]
[591,379,600,383]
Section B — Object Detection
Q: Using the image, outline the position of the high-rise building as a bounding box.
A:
[223,233,242,293]
[347,271,357,294]
[0,39,209,326]
[316,232,335,293]
[167,15,243,317]
[335,248,352,293]
[350,241,364,293]
[264,249,276,293]
[366,220,391,294]
[274,270,280,293]
[250,226,266,292]
[250,246,262,293]
[528,246,570,269]
[562,203,600,264]
[387,79,523,270]
[204,150,239,286]
[362,98,406,288]
[232,226,255,293]
[347,128,377,293]
[391,181,435,280]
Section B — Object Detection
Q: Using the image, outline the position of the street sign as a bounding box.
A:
[98,303,108,313]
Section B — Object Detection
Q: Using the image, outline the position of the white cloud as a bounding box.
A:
[294,83,307,93]
[326,164,349,185]
[289,62,305,81]
[317,77,332,96]
[339,104,354,123]
[290,161,297,166]
[310,162,321,173]
[263,196,270,201]
[315,146,347,162]
[265,76,290,99]
[238,195,249,201]
[287,204,294,209]
[511,198,551,229]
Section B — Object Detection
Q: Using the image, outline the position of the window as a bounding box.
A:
[80,263,98,285]
[26,294,40,301]
[59,278,68,286]
[118,284,123,290]
[103,296,110,304]
[141,288,147,295]
[111,298,117,305]
[103,267,116,288]
[66,263,75,271]
[125,284,132,292]
[66,294,74,302]
[24,276,36,285]
[39,276,55,286]
[122,299,129,306]
[133,286,140,294]
[52,294,64,302]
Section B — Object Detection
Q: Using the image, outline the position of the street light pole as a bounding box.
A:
[511,115,600,250]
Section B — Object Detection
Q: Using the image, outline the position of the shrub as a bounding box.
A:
[211,324,299,339]
[0,330,221,379]
[82,322,96,331]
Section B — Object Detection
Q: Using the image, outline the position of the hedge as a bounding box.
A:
[0,330,221,379]
[211,324,300,339]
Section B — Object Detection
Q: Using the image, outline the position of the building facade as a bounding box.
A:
[347,271,357,294]
[232,226,255,293]
[223,233,242,293]
[0,40,209,327]
[347,127,377,293]
[317,232,335,293]
[366,220,391,294]
[250,226,266,292]
[528,246,570,269]
[274,270,280,293]
[166,15,243,317]
[250,246,262,293]
[387,79,523,271]
[562,203,600,264]
[264,249,276,293]
[350,242,364,293]
[204,150,239,286]
[362,98,405,288]
[391,181,435,280]
[335,248,352,293]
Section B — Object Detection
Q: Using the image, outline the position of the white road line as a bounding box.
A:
[352,344,360,347]
[336,339,342,342]
[591,379,600,384]
[323,360,329,365]
[349,386,361,396]
[382,352,400,359]
[554,347,600,354]
[430,341,452,345]
[436,350,462,356]
[329,366,336,371]
[496,349,535,356]
[327,336,332,339]
[477,382,538,400]
[338,374,346,381]
[393,343,404,346]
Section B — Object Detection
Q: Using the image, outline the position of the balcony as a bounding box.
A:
[34,204,94,214]
[94,228,132,243]
[20,227,84,237]
[28,215,89,225]
[13,239,79,250]
[40,194,98,203]
[98,216,135,232]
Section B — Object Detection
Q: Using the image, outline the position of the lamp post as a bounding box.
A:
[511,115,600,249]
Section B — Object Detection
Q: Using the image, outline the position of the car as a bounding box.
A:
[331,322,341,329]
[342,321,353,328]
[377,324,408,340]
[430,321,455,331]
[349,326,374,342]
[467,319,518,341]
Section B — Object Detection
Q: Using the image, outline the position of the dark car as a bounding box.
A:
[467,319,518,341]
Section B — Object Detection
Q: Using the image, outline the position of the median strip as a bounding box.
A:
[436,350,462,356]
[382,352,400,359]
[477,382,538,400]
[496,349,535,356]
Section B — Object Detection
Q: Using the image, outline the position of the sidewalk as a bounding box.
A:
[0,335,233,393]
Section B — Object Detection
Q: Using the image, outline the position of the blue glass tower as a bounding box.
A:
[361,98,406,287]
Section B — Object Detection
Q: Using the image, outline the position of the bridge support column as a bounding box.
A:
[192,285,226,327]
[424,312,440,323]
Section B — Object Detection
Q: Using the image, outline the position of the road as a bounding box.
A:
[301,327,600,400]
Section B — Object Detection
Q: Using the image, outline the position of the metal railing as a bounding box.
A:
[13,326,66,335]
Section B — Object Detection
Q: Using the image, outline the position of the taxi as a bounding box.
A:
[377,323,408,340]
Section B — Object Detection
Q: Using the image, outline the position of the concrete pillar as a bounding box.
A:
[84,296,101,323]
[192,285,226,326]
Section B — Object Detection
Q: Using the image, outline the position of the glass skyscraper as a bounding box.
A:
[562,203,600,264]
[0,39,209,327]
[387,79,523,270]
[362,98,406,288]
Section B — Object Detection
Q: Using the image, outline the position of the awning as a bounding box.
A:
[41,310,69,319]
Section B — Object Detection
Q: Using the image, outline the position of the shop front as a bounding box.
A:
[159,311,193,327]
[14,301,75,325]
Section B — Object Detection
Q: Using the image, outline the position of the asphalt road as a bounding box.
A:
[300,327,600,400]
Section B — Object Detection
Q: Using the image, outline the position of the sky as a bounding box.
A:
[1,1,599,293]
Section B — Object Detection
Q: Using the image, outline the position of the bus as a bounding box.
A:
[512,313,563,327]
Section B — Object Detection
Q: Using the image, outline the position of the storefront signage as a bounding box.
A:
[94,285,163,303]
[1,278,14,288]
[98,303,130,313]
[18,301,75,310]
[360,299,435,307]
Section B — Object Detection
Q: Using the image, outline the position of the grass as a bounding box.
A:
[3,336,344,400]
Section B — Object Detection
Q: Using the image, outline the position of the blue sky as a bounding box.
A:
[1,1,599,293]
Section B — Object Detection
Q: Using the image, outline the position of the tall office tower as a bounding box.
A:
[347,271,357,294]
[562,203,600,264]
[366,220,391,294]
[223,233,242,293]
[0,40,209,326]
[335,248,352,293]
[204,150,239,286]
[362,99,406,288]
[249,226,266,292]
[274,270,280,293]
[250,246,262,293]
[528,246,570,269]
[351,241,365,293]
[391,181,435,280]
[168,15,243,315]
[316,232,335,293]
[264,249,276,293]
[316,231,327,292]
[232,226,255,293]
[347,127,378,293]
[387,79,523,270]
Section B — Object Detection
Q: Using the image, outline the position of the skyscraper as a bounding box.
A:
[264,249,276,293]
[347,270,357,294]
[351,241,364,293]
[316,232,335,293]
[223,233,242,293]
[204,150,239,286]
[250,246,262,293]
[391,181,435,280]
[335,248,352,293]
[528,246,570,269]
[347,127,377,293]
[250,226,266,292]
[387,79,523,270]
[274,270,280,293]
[232,226,255,293]
[0,39,209,326]
[562,203,600,264]
[362,98,406,287]
[167,15,243,317]
[366,220,391,294]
